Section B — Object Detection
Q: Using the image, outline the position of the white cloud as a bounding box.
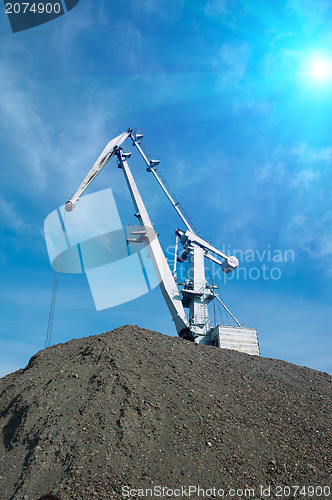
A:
[214,42,252,84]
[130,0,184,23]
[283,211,332,274]
[286,0,331,31]
[255,161,287,183]
[204,0,245,27]
[263,47,303,78]
[233,98,275,117]
[205,0,233,16]
[291,168,321,189]
[0,64,52,189]
[264,143,332,272]
[0,196,28,232]
[267,30,297,50]
[286,0,330,14]
[0,51,126,205]
[289,142,332,163]
[110,22,147,72]
[50,1,110,51]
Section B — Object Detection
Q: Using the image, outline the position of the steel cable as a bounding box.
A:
[45,210,67,348]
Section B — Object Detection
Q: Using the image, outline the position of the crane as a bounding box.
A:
[65,128,260,355]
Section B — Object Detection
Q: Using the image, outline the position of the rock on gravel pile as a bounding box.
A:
[0,325,331,500]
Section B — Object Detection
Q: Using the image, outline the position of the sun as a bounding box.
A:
[308,56,332,81]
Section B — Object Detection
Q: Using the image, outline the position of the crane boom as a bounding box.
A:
[65,130,131,212]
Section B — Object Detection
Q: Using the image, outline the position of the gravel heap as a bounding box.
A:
[0,325,331,500]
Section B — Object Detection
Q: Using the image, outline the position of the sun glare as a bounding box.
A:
[308,56,332,81]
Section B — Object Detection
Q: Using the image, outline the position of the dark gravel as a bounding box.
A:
[0,325,331,500]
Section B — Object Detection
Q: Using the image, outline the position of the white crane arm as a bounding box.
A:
[177,229,239,274]
[117,150,190,337]
[65,130,131,212]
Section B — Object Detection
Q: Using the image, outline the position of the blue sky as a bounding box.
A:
[0,0,331,376]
